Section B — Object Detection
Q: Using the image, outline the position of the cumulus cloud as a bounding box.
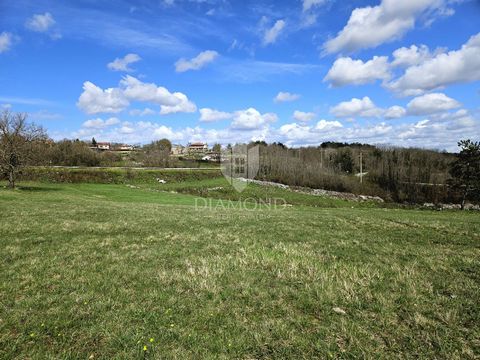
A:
[120,75,182,106]
[274,91,300,103]
[0,32,13,53]
[387,32,480,95]
[323,0,451,54]
[391,44,433,67]
[129,108,155,116]
[121,75,196,114]
[277,120,343,145]
[231,108,278,130]
[77,81,129,114]
[324,56,390,87]
[107,53,141,72]
[199,108,232,122]
[293,111,316,123]
[67,112,478,152]
[175,50,219,72]
[384,105,406,119]
[406,92,461,115]
[82,117,120,129]
[159,92,197,115]
[25,12,56,32]
[77,76,196,115]
[330,96,383,118]
[316,119,343,130]
[263,20,285,45]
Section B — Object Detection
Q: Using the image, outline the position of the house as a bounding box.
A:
[187,142,208,154]
[97,142,111,150]
[171,144,185,156]
[202,152,220,162]
[116,144,134,151]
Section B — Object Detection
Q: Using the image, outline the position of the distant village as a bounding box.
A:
[90,140,220,161]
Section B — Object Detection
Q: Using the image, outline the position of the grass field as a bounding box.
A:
[0,179,479,359]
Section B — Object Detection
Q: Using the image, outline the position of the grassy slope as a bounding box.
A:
[0,183,479,359]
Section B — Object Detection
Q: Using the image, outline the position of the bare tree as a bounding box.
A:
[0,110,47,189]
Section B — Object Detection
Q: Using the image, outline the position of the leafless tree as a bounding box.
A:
[0,110,47,188]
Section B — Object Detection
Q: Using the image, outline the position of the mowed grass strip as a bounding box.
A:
[0,183,479,359]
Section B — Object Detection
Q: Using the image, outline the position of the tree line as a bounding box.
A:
[252,141,479,205]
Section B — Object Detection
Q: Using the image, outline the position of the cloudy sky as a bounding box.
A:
[1,0,479,151]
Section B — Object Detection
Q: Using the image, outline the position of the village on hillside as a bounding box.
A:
[89,139,220,162]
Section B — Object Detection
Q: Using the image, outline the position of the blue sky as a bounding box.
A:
[1,0,479,151]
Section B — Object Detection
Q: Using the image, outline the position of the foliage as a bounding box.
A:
[448,139,480,208]
[141,139,173,167]
[0,110,47,188]
[255,143,457,204]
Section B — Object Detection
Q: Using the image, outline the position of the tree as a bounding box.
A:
[449,139,480,209]
[91,137,97,147]
[0,111,47,188]
[156,138,172,152]
[212,143,221,153]
[142,139,172,167]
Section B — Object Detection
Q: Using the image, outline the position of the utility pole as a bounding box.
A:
[359,151,363,184]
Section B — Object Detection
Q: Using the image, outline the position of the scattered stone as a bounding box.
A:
[238,178,290,189]
[237,178,384,202]
[332,307,347,315]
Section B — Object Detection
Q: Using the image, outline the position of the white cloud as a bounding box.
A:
[0,32,13,53]
[66,112,478,152]
[278,120,343,145]
[231,108,278,130]
[107,53,141,72]
[387,32,480,95]
[324,56,390,87]
[199,108,232,122]
[120,75,182,106]
[119,125,135,134]
[391,44,433,67]
[129,108,155,116]
[303,0,327,12]
[25,12,56,32]
[323,0,450,54]
[77,76,196,115]
[121,75,196,114]
[278,123,312,140]
[154,125,178,139]
[263,20,285,45]
[316,119,343,130]
[77,81,129,114]
[175,50,219,72]
[293,110,316,123]
[406,92,461,115]
[384,105,406,119]
[274,91,300,103]
[159,92,197,115]
[82,117,121,129]
[330,96,383,118]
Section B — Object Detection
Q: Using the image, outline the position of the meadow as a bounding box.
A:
[0,172,479,359]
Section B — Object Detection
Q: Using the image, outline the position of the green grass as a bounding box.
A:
[0,182,479,359]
